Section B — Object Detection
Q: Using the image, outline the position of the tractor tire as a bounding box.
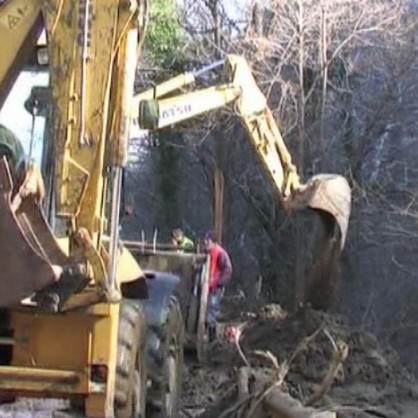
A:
[148,297,184,418]
[114,300,147,418]
[186,293,198,335]
[0,309,11,366]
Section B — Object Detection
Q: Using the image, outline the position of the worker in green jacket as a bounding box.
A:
[171,228,195,252]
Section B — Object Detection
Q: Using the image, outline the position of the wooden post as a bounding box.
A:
[265,389,336,418]
[197,256,210,363]
[214,167,224,244]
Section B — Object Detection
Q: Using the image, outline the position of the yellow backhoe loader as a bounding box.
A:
[0,1,208,417]
[0,0,351,417]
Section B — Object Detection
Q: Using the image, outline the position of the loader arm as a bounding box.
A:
[42,0,148,302]
[0,0,148,309]
[135,55,352,309]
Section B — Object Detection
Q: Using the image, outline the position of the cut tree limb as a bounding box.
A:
[238,367,249,400]
[197,256,210,362]
[306,337,349,407]
[265,390,336,418]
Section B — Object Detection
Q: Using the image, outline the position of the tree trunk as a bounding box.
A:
[294,0,306,309]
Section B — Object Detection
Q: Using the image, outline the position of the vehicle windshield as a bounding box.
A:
[0,71,49,168]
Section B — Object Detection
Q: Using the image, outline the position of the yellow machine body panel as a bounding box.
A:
[0,304,119,417]
[3,312,92,393]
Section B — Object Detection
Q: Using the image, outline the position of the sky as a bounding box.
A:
[179,0,251,17]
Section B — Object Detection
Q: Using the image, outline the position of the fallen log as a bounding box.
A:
[265,390,336,418]
[238,367,249,401]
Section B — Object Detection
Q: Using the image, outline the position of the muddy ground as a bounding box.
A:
[181,298,418,418]
[2,297,418,417]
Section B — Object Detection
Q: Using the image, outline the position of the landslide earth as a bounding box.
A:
[181,303,418,418]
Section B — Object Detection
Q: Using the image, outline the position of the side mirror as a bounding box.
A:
[124,193,134,216]
[36,46,49,66]
[24,86,50,118]
[119,169,134,218]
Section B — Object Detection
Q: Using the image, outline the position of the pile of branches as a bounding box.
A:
[198,314,398,418]
[219,326,347,418]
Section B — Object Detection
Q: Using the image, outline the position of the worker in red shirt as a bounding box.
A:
[203,230,233,342]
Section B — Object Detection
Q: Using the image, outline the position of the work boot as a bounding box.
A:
[33,264,90,312]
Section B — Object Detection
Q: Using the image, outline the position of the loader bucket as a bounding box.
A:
[288,174,351,310]
[0,159,69,307]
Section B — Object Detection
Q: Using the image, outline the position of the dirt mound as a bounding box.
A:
[243,307,418,415]
[186,304,418,417]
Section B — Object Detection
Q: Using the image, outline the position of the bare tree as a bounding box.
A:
[229,0,418,368]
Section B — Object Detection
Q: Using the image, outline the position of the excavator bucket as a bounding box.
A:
[306,174,351,248]
[288,174,351,310]
[0,158,69,307]
[289,174,351,247]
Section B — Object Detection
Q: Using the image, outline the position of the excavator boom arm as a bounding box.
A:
[140,84,240,130]
[137,55,302,202]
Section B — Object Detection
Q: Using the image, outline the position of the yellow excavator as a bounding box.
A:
[0,0,351,417]
[133,54,351,308]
